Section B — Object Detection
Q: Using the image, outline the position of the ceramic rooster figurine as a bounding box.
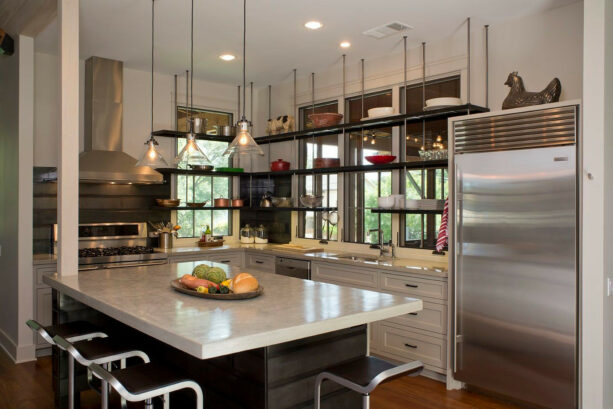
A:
[502,71,562,110]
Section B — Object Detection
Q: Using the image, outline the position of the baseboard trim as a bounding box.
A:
[15,342,36,363]
[0,327,17,362]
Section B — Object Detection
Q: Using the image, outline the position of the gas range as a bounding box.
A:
[55,222,169,270]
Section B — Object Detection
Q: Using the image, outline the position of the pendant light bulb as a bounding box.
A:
[137,137,168,168]
[175,133,211,166]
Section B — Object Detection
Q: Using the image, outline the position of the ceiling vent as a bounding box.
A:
[363,21,413,39]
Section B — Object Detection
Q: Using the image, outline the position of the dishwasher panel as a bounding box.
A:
[275,257,311,280]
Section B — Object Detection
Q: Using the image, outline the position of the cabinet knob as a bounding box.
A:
[405,283,418,288]
[409,312,418,316]
[404,343,417,349]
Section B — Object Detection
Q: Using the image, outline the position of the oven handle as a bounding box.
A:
[102,260,169,269]
[78,266,100,271]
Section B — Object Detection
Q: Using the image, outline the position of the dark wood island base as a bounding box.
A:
[53,291,365,409]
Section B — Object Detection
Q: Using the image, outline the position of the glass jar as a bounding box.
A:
[255,225,268,244]
[240,224,255,244]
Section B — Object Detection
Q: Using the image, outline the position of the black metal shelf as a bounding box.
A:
[151,130,233,143]
[156,168,244,177]
[370,208,443,215]
[248,159,448,177]
[152,206,238,211]
[245,207,337,212]
[254,104,488,144]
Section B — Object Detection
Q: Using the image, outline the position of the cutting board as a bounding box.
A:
[271,244,324,253]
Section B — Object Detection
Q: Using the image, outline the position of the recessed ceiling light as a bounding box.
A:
[305,21,323,30]
[219,54,235,61]
[340,41,351,48]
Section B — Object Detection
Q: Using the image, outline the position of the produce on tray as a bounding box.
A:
[231,273,259,294]
[180,271,259,295]
[180,274,219,290]
[192,265,227,283]
[192,264,211,279]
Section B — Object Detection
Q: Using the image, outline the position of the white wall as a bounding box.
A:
[33,54,240,166]
[0,35,35,363]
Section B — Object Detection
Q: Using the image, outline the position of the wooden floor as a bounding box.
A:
[0,348,523,409]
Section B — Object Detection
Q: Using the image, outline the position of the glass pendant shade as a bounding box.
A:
[223,120,264,157]
[175,133,211,166]
[136,137,168,168]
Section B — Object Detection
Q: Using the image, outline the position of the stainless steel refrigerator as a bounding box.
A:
[450,103,579,409]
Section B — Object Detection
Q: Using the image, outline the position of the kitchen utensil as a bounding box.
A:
[215,167,244,173]
[171,279,263,300]
[271,197,293,207]
[367,107,395,118]
[308,113,343,128]
[240,225,255,244]
[231,198,244,207]
[377,196,395,208]
[214,198,229,207]
[186,201,208,208]
[424,97,462,110]
[156,199,180,207]
[314,158,341,168]
[259,192,273,208]
[191,117,207,134]
[188,164,214,171]
[270,159,290,172]
[300,195,323,208]
[255,225,268,244]
[365,155,396,165]
[215,125,236,136]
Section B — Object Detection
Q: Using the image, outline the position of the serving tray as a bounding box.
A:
[170,279,263,300]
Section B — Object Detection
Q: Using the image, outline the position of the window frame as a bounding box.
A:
[174,106,234,239]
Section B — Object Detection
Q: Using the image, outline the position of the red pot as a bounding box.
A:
[271,159,290,172]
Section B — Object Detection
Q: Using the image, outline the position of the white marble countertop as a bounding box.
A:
[43,261,422,359]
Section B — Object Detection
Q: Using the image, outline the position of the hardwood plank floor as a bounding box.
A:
[0,349,523,409]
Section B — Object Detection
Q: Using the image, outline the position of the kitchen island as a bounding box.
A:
[43,261,422,409]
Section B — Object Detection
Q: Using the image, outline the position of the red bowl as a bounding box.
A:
[365,155,396,165]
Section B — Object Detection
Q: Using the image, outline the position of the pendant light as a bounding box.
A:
[223,0,264,157]
[136,0,168,168]
[174,0,211,167]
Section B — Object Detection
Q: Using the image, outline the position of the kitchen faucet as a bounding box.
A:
[368,229,396,259]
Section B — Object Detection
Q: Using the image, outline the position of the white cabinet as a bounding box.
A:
[33,263,56,354]
[170,251,244,268]
[310,261,448,375]
[244,252,276,272]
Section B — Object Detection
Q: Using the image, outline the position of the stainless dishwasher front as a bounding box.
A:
[274,257,311,280]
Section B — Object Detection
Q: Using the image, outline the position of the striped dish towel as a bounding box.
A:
[436,197,449,252]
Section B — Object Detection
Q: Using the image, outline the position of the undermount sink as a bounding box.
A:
[336,254,381,263]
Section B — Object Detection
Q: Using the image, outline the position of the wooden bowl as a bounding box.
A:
[314,158,341,168]
[186,201,208,208]
[156,199,181,207]
[308,113,343,128]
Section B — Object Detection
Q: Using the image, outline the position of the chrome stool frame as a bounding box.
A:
[90,363,204,409]
[53,335,151,409]
[26,320,107,409]
[314,358,423,409]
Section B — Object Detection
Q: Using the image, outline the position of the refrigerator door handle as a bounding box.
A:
[453,165,462,373]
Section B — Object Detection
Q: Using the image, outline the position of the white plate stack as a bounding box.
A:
[405,199,445,210]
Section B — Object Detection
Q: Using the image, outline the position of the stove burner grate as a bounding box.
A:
[78,246,155,258]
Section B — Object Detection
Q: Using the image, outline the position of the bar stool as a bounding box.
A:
[53,334,151,409]
[314,356,423,409]
[90,361,204,409]
[26,320,107,409]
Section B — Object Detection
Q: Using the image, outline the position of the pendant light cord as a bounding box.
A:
[150,0,155,138]
[242,0,246,121]
[190,0,194,126]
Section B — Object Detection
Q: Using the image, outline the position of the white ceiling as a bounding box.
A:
[35,0,578,85]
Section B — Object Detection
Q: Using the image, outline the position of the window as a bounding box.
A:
[343,90,393,244]
[297,102,339,241]
[175,107,233,238]
[400,76,459,248]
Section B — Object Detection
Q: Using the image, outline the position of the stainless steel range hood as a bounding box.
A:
[79,56,163,184]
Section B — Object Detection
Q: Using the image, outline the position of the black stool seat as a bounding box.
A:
[44,320,102,339]
[72,338,143,362]
[325,356,414,387]
[111,362,191,395]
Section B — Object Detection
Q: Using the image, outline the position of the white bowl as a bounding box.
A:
[405,199,420,209]
[425,97,462,110]
[368,107,395,118]
[377,196,395,208]
[391,194,405,209]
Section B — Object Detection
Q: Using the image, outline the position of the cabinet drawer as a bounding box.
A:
[245,253,275,271]
[311,262,378,290]
[380,273,447,300]
[384,301,447,334]
[35,265,57,288]
[36,288,53,346]
[379,324,446,369]
[206,253,243,267]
